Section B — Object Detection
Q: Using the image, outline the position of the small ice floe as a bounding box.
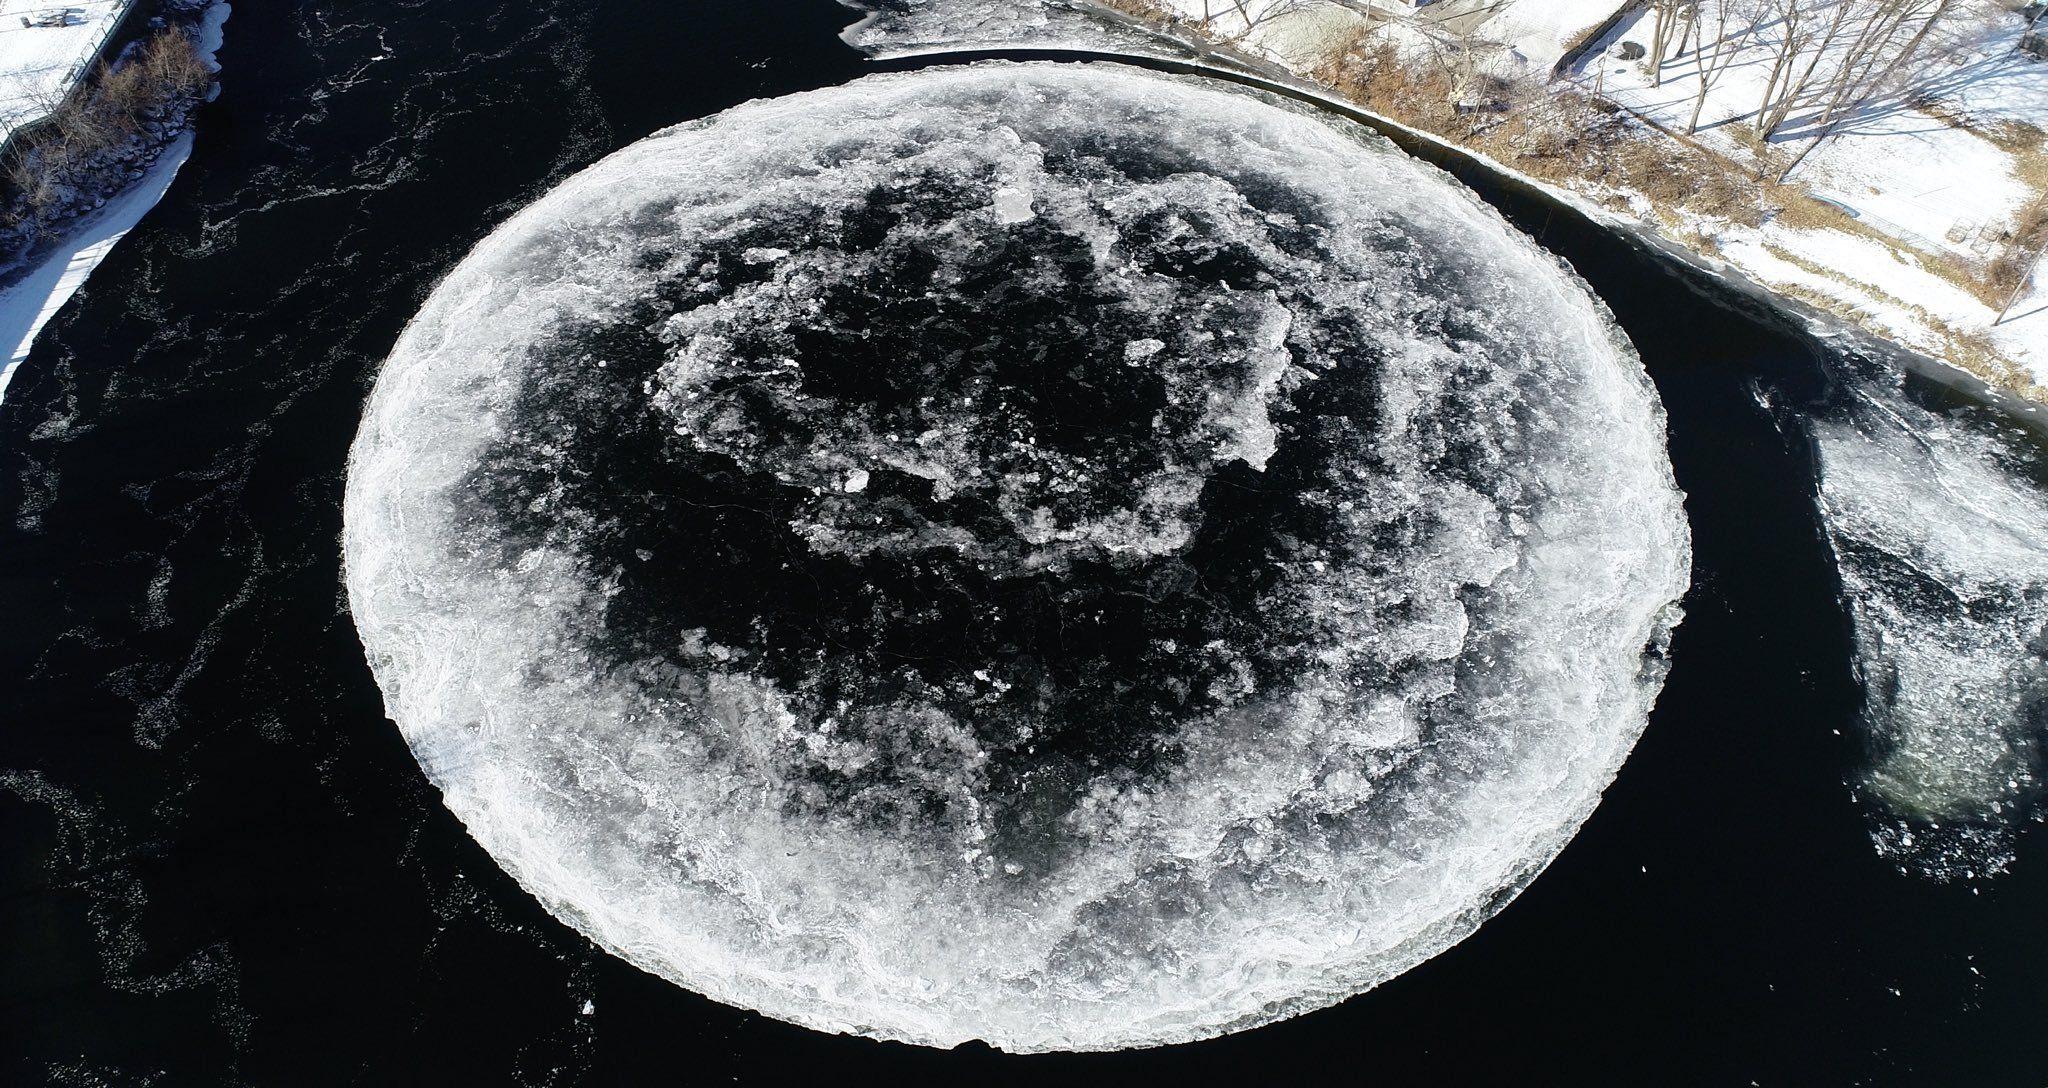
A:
[991,185,1034,225]
[1811,363,2048,881]
[1124,338,1165,363]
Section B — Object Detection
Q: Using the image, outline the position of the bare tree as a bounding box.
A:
[1779,0,1953,178]
[1686,0,1762,134]
[1840,0,1954,118]
[1753,0,1806,128]
[1649,0,1694,87]
[1758,0,1868,135]
[1192,0,1313,43]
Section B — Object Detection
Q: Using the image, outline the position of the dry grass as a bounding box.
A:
[1913,94,2047,155]
[1312,34,1768,228]
[3,28,211,221]
[1985,196,2048,304]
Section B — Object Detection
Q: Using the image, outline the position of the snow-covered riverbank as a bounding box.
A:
[0,127,185,399]
[0,0,225,404]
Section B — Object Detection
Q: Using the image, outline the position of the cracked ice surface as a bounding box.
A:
[1814,379,2048,879]
[344,63,1689,1051]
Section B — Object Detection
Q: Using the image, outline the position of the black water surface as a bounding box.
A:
[0,2,2042,1084]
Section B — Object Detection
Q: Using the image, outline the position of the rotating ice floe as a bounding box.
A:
[344,63,1691,1050]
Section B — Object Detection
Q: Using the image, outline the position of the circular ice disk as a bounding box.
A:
[344,62,1689,1051]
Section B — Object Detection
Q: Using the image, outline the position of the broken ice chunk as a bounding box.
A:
[992,186,1034,224]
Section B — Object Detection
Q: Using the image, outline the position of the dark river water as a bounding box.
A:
[1,0,2043,1083]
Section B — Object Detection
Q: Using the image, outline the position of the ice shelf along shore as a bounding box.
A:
[0,1,228,405]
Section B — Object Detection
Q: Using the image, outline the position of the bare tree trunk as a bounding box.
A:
[1779,0,1948,179]
[1814,0,1920,126]
[1687,0,1757,135]
[1753,0,1805,129]
[1650,0,1664,76]
[1686,5,1722,133]
[1652,0,1701,85]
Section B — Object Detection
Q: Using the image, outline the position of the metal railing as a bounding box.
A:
[0,0,144,159]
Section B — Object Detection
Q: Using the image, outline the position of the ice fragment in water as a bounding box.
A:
[1811,370,2048,880]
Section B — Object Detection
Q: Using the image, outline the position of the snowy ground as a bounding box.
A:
[1592,0,2042,262]
[1583,0,2048,386]
[0,0,128,146]
[0,1,226,405]
[1463,0,1630,71]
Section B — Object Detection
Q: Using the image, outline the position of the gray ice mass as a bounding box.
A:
[1813,376,2048,880]
[344,63,1690,1051]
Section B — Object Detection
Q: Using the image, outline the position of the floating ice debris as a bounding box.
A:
[344,63,1689,1052]
[1811,370,2048,880]
[991,185,1034,224]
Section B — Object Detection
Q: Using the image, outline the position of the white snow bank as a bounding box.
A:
[1474,0,1630,72]
[0,129,184,401]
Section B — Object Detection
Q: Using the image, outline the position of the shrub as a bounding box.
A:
[2,27,212,226]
